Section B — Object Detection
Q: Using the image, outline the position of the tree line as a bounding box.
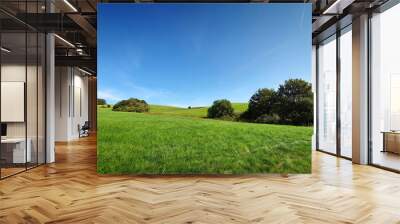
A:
[207,79,313,126]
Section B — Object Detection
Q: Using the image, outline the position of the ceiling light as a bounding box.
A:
[63,0,78,12]
[1,47,11,53]
[78,67,92,76]
[76,48,85,55]
[54,34,75,48]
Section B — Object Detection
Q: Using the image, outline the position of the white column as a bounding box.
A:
[46,32,55,163]
[352,14,369,164]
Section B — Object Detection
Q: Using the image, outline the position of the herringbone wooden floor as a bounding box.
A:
[1,135,400,224]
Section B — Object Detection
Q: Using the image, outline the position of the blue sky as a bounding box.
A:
[98,4,311,107]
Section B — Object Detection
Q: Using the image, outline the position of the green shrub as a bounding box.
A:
[207,99,234,119]
[220,113,240,121]
[100,104,112,109]
[112,98,149,113]
[255,114,280,124]
[100,105,107,108]
[97,98,106,105]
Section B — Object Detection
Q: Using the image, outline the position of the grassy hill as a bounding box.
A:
[148,103,248,118]
[98,106,312,174]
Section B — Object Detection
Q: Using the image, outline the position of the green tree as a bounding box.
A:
[246,88,277,120]
[275,79,313,125]
[112,98,149,113]
[207,99,234,118]
[97,98,106,105]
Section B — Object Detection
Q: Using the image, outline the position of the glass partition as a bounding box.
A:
[38,32,46,165]
[370,3,400,171]
[27,31,38,169]
[0,2,46,179]
[317,35,337,154]
[0,31,28,177]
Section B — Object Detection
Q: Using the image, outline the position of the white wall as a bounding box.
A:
[71,73,89,138]
[55,67,70,141]
[55,67,89,141]
[1,64,26,132]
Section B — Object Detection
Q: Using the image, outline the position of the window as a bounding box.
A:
[370,3,400,171]
[339,27,352,158]
[317,35,337,154]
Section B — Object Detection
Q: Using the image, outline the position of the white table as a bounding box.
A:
[1,138,31,163]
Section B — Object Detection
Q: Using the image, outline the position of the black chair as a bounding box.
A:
[79,121,90,138]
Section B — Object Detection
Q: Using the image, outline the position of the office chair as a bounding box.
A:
[79,121,90,138]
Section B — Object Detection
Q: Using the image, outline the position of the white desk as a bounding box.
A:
[1,138,31,163]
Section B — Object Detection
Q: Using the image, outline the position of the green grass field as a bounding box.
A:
[148,103,247,118]
[98,104,312,174]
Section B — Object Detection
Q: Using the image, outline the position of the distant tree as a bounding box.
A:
[275,79,313,125]
[207,99,234,119]
[97,98,106,105]
[112,98,149,113]
[188,106,192,109]
[241,79,313,125]
[246,88,277,120]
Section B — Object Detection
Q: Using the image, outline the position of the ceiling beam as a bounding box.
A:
[67,13,97,46]
[55,55,97,73]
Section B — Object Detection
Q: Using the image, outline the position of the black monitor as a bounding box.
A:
[1,123,7,137]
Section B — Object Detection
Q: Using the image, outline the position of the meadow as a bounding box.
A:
[97,104,312,174]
